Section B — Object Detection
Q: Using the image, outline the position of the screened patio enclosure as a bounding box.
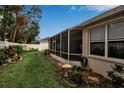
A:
[49,27,82,62]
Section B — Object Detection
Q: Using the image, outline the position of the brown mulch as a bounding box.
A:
[45,55,112,87]
[46,55,106,80]
[88,71,105,80]
[87,71,112,87]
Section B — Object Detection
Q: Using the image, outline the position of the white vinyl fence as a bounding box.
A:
[0,41,48,51]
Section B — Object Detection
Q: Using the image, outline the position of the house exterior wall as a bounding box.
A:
[88,57,114,76]
[49,6,124,77]
[82,29,114,76]
[82,14,124,77]
[82,29,89,57]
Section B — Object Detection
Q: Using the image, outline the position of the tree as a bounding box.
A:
[9,5,26,42]
[18,5,42,43]
[0,6,15,41]
[0,5,42,43]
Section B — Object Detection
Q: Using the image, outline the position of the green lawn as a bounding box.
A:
[0,52,63,88]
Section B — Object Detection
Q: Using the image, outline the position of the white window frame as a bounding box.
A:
[89,24,106,57]
[88,18,124,64]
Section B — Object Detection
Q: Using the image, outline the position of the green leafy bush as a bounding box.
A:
[31,48,38,52]
[107,64,124,88]
[43,49,51,56]
[0,49,5,65]
[0,45,23,65]
[24,48,38,52]
[3,45,23,64]
[10,45,23,54]
[69,66,86,84]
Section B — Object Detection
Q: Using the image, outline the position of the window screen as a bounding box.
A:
[90,26,105,42]
[52,37,56,50]
[56,34,60,51]
[108,21,124,59]
[108,21,124,40]
[70,30,82,54]
[62,31,68,53]
[61,53,68,59]
[49,38,52,50]
[90,26,105,56]
[108,41,124,59]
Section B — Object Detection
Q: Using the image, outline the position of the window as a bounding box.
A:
[90,42,105,56]
[108,21,124,59]
[90,26,105,56]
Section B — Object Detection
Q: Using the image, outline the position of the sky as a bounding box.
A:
[39,5,118,39]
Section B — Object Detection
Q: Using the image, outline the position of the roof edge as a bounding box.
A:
[80,5,124,27]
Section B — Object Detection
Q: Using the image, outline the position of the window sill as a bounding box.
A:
[88,55,124,64]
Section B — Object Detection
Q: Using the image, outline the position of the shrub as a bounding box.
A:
[43,49,51,56]
[69,66,86,84]
[3,45,23,63]
[107,64,124,87]
[24,48,39,52]
[0,45,23,65]
[34,48,38,51]
[0,49,5,65]
[31,48,38,52]
[4,46,16,58]
[10,45,23,54]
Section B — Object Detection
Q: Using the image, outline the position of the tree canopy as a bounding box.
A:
[0,5,42,44]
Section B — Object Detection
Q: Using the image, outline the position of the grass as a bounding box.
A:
[0,52,63,88]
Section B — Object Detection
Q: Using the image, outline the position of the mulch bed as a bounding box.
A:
[45,55,112,88]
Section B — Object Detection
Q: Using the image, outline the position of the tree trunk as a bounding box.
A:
[9,12,19,42]
[11,26,18,42]
[9,29,14,42]
[9,25,18,42]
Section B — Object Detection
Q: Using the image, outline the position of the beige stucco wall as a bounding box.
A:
[82,29,114,77]
[82,27,119,77]
[82,29,89,57]
[88,57,115,76]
